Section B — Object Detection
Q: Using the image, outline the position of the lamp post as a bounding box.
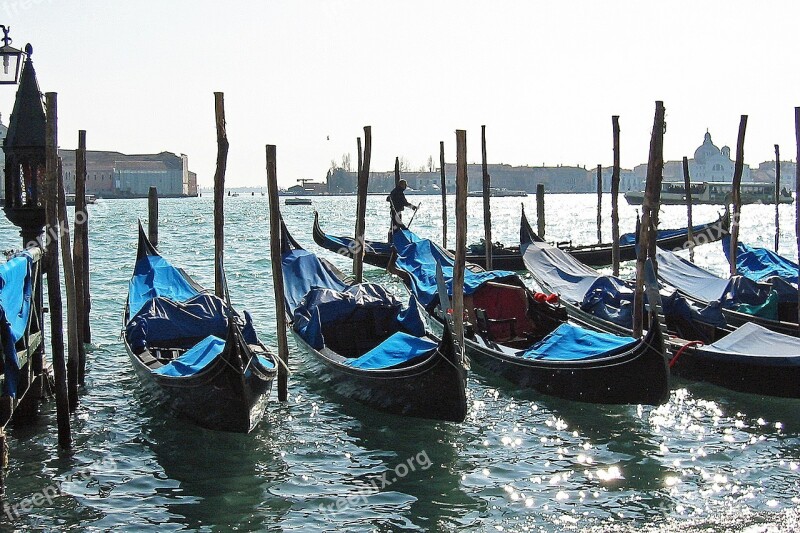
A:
[0,26,23,85]
[1,36,46,425]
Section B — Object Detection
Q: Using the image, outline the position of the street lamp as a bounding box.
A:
[0,26,23,85]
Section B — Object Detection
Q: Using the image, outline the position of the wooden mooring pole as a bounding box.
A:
[728,115,748,277]
[794,107,800,329]
[775,144,781,252]
[45,92,71,449]
[148,186,158,248]
[440,141,447,249]
[353,126,371,283]
[536,183,545,238]
[683,156,694,262]
[266,145,290,401]
[481,125,492,270]
[453,130,468,346]
[213,92,228,298]
[633,101,665,338]
[57,160,80,411]
[596,164,603,243]
[74,130,90,382]
[394,156,400,188]
[611,116,621,276]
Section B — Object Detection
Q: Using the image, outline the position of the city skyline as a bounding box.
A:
[1,1,799,188]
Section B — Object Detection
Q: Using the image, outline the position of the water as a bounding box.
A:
[1,194,798,532]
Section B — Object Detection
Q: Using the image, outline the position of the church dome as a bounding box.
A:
[694,131,720,165]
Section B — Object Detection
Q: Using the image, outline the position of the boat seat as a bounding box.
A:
[475,308,525,344]
[138,351,164,369]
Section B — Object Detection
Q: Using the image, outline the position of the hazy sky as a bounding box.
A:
[2,0,799,187]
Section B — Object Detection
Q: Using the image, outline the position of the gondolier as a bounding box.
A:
[387,179,417,232]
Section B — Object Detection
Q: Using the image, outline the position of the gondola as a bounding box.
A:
[313,210,728,270]
[123,223,277,432]
[519,208,800,398]
[280,220,467,422]
[655,244,799,336]
[387,226,669,405]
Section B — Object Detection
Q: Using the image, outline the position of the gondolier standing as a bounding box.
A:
[387,179,417,234]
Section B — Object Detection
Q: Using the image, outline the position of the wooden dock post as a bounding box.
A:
[453,130,468,345]
[394,156,400,188]
[633,101,665,338]
[353,126,371,283]
[74,130,90,383]
[794,107,800,328]
[440,141,447,249]
[213,92,228,298]
[266,144,290,401]
[611,116,621,276]
[57,160,80,411]
[536,184,545,238]
[596,164,603,243]
[148,186,158,248]
[44,92,71,449]
[682,156,694,262]
[728,115,748,277]
[775,144,781,252]
[481,125,492,270]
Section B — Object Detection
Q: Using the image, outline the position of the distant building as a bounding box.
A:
[59,150,198,198]
[627,131,751,192]
[326,164,597,194]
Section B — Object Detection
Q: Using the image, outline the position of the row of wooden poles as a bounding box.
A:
[1,93,93,493]
[17,94,800,472]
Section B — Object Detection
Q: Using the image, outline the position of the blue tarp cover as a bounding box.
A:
[128,255,200,318]
[126,294,257,353]
[345,331,437,369]
[282,249,347,315]
[722,236,799,285]
[520,323,637,361]
[619,221,711,246]
[0,254,32,397]
[154,335,226,377]
[392,229,516,309]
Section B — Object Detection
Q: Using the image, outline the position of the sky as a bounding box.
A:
[1,0,799,188]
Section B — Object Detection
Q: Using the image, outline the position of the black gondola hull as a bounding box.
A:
[291,329,468,422]
[313,211,728,269]
[125,340,275,432]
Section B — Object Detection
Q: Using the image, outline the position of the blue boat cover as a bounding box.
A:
[618,221,713,246]
[128,254,200,318]
[703,322,800,366]
[126,294,258,353]
[283,245,427,354]
[392,229,517,309]
[722,236,799,285]
[154,335,226,377]
[656,246,790,316]
[520,323,637,361]
[0,253,32,397]
[282,248,348,315]
[345,331,437,369]
[522,239,726,328]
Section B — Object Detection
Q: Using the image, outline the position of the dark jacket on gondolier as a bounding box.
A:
[388,184,414,214]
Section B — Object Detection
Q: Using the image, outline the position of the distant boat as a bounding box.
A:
[467,188,527,197]
[624,181,793,205]
[65,193,97,206]
[285,198,312,206]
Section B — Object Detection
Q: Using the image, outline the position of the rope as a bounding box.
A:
[669,340,704,368]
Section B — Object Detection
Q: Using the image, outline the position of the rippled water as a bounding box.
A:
[0,194,798,532]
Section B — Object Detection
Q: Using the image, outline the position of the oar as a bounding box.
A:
[406,202,422,229]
